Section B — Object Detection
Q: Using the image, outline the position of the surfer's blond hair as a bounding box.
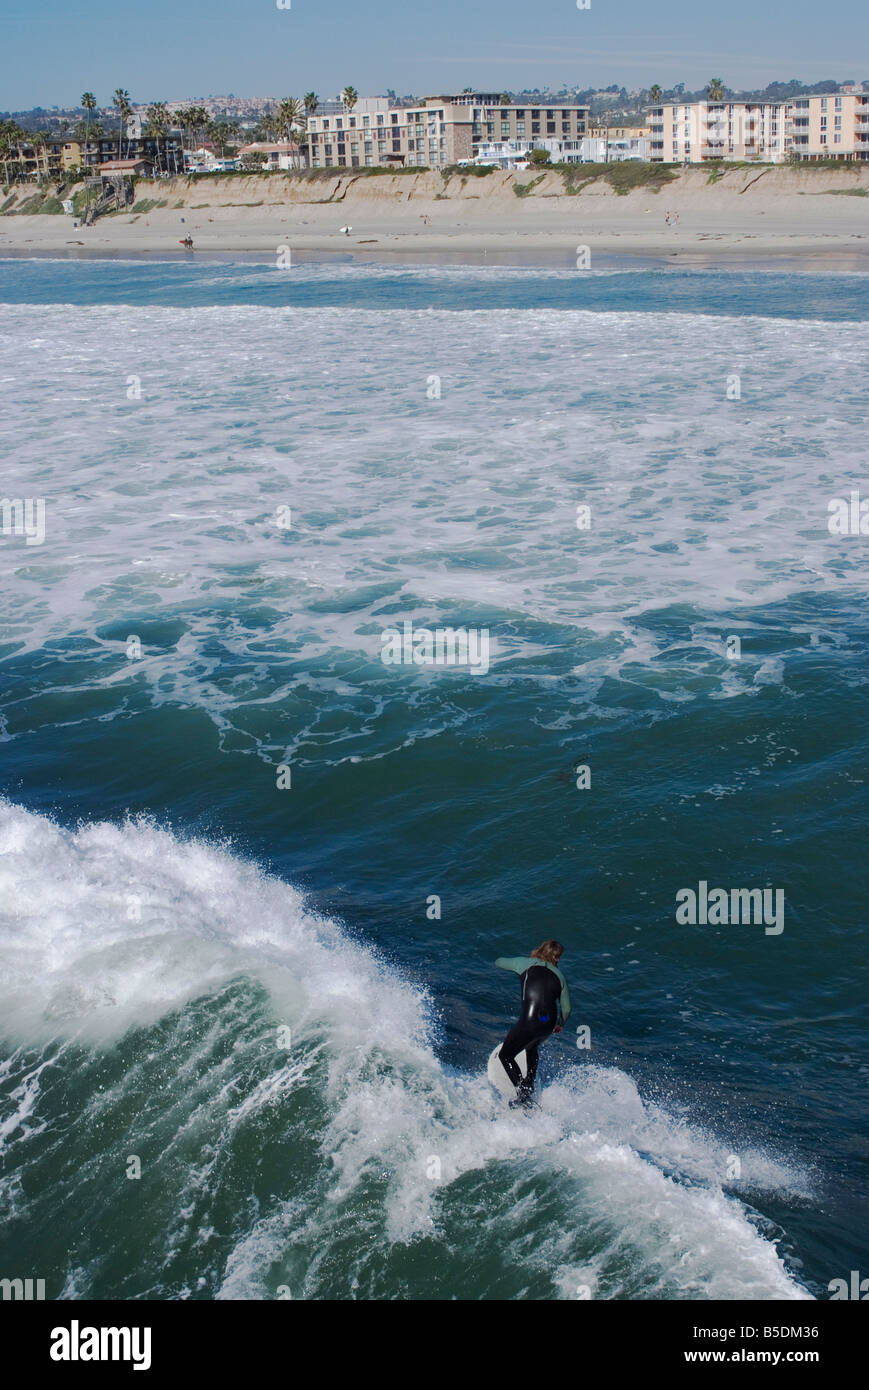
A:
[531,940,564,965]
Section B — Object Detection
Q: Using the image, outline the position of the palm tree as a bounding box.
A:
[649,84,663,105]
[0,120,25,182]
[303,91,319,118]
[32,129,51,177]
[171,110,185,165]
[81,92,97,215]
[146,102,170,173]
[340,86,358,113]
[173,107,201,166]
[499,92,511,105]
[257,103,277,142]
[276,97,302,143]
[707,78,725,102]
[113,88,132,160]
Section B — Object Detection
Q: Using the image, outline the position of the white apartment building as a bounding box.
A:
[650,89,869,163]
[474,134,649,167]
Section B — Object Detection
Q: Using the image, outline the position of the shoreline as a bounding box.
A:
[1,164,867,269]
[2,240,869,274]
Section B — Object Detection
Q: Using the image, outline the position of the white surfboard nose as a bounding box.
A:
[487,1044,528,1099]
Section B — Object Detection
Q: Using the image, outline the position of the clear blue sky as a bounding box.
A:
[3,0,867,110]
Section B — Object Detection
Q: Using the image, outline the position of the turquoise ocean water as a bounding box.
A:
[0,254,866,1300]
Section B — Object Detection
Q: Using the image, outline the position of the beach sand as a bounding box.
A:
[2,164,868,265]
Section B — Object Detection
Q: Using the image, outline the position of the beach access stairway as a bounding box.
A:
[84,174,134,225]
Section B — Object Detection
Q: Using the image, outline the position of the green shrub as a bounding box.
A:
[513,174,546,197]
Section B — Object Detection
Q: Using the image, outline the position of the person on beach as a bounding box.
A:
[495,940,571,1107]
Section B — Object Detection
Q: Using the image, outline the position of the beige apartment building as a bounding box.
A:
[650,88,869,163]
[650,101,786,162]
[787,88,869,159]
[306,94,589,169]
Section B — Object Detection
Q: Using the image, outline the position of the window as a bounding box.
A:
[834,134,842,144]
[336,118,343,129]
[349,117,356,128]
[821,99,828,111]
[377,115,384,125]
[324,143,332,154]
[363,116,370,126]
[516,122,525,135]
[391,114,398,124]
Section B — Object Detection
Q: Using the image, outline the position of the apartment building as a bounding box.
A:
[650,89,869,163]
[788,89,869,159]
[649,101,787,162]
[306,94,589,169]
[474,133,649,167]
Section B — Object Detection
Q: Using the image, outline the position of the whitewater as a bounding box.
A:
[0,802,812,1300]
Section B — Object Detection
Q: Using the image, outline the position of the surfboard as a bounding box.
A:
[487,1043,528,1100]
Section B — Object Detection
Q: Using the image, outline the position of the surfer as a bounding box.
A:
[495,941,571,1107]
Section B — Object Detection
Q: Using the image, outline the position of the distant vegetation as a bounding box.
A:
[552,162,680,195]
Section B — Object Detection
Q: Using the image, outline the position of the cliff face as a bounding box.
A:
[150,163,869,207]
[5,163,868,218]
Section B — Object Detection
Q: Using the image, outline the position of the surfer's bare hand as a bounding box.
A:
[553,1025,562,1033]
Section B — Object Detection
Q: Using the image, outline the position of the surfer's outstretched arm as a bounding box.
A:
[495,955,535,975]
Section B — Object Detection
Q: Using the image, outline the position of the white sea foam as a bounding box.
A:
[0,801,813,1299]
[0,301,865,738]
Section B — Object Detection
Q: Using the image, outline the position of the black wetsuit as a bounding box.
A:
[498,964,562,1100]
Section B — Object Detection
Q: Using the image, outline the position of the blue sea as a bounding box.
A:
[0,253,867,1301]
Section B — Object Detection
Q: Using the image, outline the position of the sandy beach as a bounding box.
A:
[2,164,868,265]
